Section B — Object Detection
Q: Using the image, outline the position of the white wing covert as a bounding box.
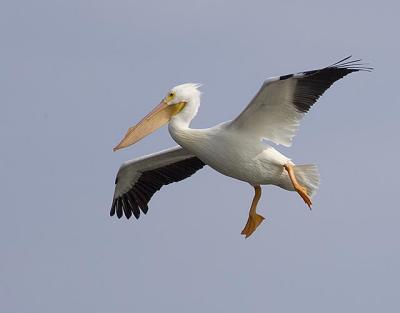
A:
[111,146,205,219]
[229,56,371,146]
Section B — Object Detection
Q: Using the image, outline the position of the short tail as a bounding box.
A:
[294,164,320,197]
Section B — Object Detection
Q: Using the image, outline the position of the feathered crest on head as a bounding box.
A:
[176,83,202,91]
[171,83,202,98]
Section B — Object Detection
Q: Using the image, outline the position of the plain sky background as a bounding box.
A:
[1,0,399,312]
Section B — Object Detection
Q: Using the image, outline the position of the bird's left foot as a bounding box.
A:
[241,213,265,238]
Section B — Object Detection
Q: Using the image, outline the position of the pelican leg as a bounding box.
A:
[241,185,265,238]
[283,164,312,209]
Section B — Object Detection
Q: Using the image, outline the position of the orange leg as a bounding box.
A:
[241,185,265,238]
[284,164,312,209]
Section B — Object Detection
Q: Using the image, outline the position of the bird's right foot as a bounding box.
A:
[295,185,312,209]
[284,163,312,210]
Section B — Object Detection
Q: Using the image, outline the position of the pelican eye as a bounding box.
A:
[165,92,175,103]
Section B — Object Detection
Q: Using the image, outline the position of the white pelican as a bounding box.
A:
[111,56,370,238]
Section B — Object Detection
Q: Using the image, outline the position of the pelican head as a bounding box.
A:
[113,83,201,151]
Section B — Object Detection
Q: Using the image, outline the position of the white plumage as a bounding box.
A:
[111,56,371,237]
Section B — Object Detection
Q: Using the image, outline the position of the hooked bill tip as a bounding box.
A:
[113,143,123,152]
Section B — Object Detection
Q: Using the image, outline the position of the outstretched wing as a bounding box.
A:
[228,56,371,146]
[111,146,206,219]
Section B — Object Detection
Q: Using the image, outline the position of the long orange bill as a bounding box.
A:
[113,101,186,151]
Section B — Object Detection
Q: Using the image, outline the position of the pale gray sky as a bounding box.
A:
[1,0,399,312]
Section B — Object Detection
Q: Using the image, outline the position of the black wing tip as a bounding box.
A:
[109,185,153,220]
[296,56,373,81]
[280,56,372,82]
[328,55,373,72]
[110,199,116,216]
[290,55,372,114]
[110,195,144,220]
[110,157,205,221]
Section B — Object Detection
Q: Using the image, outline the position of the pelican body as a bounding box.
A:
[170,119,292,187]
[111,57,370,237]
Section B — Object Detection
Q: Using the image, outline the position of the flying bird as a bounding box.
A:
[111,56,370,238]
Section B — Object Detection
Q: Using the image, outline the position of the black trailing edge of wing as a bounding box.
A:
[110,157,205,220]
[282,56,372,113]
[279,74,293,80]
